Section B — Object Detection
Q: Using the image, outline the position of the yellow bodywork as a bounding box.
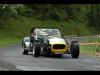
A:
[51,44,68,54]
[49,37,69,54]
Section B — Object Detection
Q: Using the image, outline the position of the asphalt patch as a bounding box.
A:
[0,58,21,71]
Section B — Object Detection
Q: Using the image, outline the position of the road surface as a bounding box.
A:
[0,44,100,71]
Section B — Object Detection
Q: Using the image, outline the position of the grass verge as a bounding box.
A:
[0,37,20,48]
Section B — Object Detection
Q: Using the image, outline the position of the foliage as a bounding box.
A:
[0,4,100,36]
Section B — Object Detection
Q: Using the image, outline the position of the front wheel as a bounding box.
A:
[33,45,41,57]
[70,41,80,58]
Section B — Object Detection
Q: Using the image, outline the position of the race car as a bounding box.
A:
[25,28,80,58]
[22,37,33,55]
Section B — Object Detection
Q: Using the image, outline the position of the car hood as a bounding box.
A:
[48,37,66,44]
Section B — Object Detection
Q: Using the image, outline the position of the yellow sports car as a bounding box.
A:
[24,28,80,58]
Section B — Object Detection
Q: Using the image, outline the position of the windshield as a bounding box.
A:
[36,29,61,38]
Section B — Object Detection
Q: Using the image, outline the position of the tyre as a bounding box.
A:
[70,41,80,58]
[30,36,34,43]
[33,45,41,57]
[23,50,28,55]
[30,43,33,52]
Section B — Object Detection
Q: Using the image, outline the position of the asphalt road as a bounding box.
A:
[0,44,100,71]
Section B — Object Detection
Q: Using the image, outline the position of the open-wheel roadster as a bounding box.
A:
[23,28,80,58]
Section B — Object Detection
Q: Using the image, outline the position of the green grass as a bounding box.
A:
[79,36,100,56]
[0,15,92,47]
[0,37,21,47]
[80,44,100,56]
[0,15,92,38]
[80,45,96,55]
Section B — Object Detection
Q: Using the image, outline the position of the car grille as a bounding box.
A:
[52,44,66,49]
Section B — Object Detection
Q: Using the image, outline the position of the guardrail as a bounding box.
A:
[64,35,100,56]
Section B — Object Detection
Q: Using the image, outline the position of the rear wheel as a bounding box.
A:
[23,50,28,55]
[70,41,80,58]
